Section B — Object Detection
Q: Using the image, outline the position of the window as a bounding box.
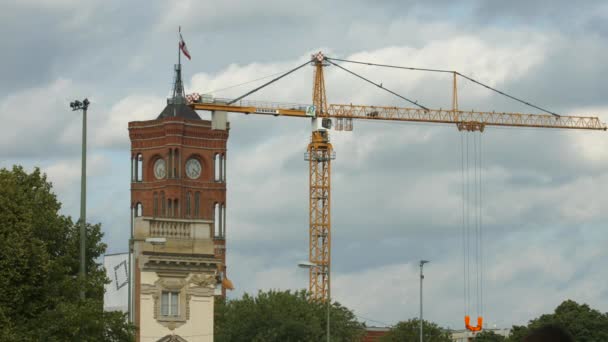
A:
[214,203,225,238]
[131,155,136,181]
[174,149,179,179]
[214,153,220,181]
[194,192,200,218]
[160,191,166,217]
[168,149,173,178]
[161,291,179,317]
[136,154,143,182]
[222,154,226,182]
[168,199,172,217]
[186,192,191,217]
[214,203,220,237]
[135,202,143,217]
[153,192,158,216]
[222,203,226,237]
[174,199,179,218]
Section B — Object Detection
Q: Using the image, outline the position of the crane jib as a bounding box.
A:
[189,101,606,131]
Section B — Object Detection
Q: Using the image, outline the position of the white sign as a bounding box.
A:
[305,105,316,117]
[103,253,129,313]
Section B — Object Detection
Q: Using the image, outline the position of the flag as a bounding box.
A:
[179,32,191,60]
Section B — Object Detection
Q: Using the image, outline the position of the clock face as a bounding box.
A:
[154,159,166,179]
[186,158,202,179]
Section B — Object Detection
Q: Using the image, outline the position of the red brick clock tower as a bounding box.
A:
[128,63,230,340]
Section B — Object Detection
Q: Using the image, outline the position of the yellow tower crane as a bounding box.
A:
[189,52,606,305]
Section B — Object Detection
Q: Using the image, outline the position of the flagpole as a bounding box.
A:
[178,26,181,66]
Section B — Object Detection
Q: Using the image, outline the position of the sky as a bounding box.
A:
[1,0,607,330]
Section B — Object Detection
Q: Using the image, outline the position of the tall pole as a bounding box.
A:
[420,260,429,342]
[71,98,89,300]
[327,262,330,342]
[128,208,133,322]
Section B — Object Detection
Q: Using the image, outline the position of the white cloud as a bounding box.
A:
[93,95,164,147]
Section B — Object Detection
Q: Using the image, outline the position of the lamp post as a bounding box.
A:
[70,98,89,300]
[419,260,429,342]
[298,261,330,342]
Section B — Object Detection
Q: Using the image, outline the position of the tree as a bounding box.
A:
[475,330,506,342]
[214,289,365,341]
[380,318,452,342]
[507,300,608,341]
[0,166,134,341]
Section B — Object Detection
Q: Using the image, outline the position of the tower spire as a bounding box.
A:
[170,26,186,106]
[171,63,186,105]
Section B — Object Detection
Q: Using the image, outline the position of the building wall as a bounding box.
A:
[130,115,228,342]
[139,271,214,342]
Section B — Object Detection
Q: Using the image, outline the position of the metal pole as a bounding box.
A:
[327,263,330,342]
[79,103,88,300]
[420,262,423,342]
[128,207,133,322]
[419,260,429,342]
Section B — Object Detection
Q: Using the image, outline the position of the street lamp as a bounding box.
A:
[419,260,430,342]
[70,98,89,300]
[298,261,330,342]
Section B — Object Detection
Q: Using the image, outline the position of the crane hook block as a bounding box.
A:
[465,315,483,332]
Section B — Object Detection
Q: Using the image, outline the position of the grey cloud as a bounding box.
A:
[1,0,607,330]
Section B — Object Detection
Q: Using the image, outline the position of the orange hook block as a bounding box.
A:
[465,315,483,332]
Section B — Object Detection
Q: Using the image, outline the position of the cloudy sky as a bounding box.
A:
[2,0,608,330]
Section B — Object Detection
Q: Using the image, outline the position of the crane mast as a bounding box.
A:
[305,53,334,302]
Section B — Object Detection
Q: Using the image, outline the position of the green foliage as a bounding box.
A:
[475,330,506,342]
[214,289,365,341]
[380,318,452,342]
[0,166,134,341]
[506,300,608,342]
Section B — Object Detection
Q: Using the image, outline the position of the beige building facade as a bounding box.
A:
[133,217,219,342]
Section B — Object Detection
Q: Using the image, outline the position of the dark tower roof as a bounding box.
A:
[157,63,201,120]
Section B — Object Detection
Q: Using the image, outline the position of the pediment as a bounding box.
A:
[157,334,187,342]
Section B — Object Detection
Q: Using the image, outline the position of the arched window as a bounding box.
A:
[136,202,143,217]
[131,155,136,181]
[214,153,220,181]
[174,199,179,218]
[174,149,179,179]
[194,192,201,218]
[222,154,226,182]
[221,203,226,237]
[168,199,173,218]
[168,149,173,179]
[213,203,226,238]
[160,191,166,217]
[186,192,191,217]
[153,192,158,217]
[136,154,143,182]
[214,203,220,238]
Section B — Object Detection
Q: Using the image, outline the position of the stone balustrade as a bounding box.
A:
[134,217,212,241]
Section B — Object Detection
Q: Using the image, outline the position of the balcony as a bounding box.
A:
[134,217,213,241]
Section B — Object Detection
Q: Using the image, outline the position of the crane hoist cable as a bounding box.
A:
[461,130,484,333]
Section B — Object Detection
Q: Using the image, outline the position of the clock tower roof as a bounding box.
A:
[156,62,201,120]
[157,102,200,120]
